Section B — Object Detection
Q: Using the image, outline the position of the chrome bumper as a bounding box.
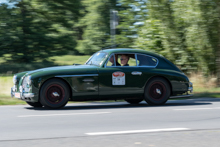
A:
[11,87,35,99]
[169,82,193,99]
[188,82,193,93]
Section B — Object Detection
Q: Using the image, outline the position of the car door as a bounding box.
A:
[134,53,160,91]
[98,53,145,99]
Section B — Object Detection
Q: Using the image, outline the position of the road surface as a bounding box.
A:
[0,98,220,147]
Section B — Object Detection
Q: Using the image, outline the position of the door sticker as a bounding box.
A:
[112,72,125,85]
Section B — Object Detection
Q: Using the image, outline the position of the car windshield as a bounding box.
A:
[85,52,108,66]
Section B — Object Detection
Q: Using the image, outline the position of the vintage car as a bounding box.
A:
[11,48,193,109]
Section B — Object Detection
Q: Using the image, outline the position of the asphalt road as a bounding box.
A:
[1,98,220,147]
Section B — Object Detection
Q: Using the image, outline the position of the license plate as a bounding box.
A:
[14,92,21,98]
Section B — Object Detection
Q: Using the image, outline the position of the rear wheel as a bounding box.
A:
[144,78,170,105]
[40,79,70,109]
[26,102,43,107]
[124,98,143,104]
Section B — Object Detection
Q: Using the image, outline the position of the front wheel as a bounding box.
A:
[40,79,70,109]
[144,78,170,105]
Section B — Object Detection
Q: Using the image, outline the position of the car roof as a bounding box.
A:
[99,48,162,58]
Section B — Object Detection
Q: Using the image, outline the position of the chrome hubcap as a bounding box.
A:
[156,88,161,94]
[52,92,60,97]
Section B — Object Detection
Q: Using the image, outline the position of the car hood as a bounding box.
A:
[25,64,99,78]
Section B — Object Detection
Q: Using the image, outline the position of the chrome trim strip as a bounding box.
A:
[23,93,35,98]
[131,71,142,76]
[169,94,193,99]
[55,74,99,78]
[83,79,95,82]
[113,54,116,66]
[136,53,159,68]
[105,52,159,68]
[135,54,138,66]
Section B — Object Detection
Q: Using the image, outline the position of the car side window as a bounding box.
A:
[118,54,136,67]
[127,56,137,66]
[137,54,158,67]
[106,54,115,66]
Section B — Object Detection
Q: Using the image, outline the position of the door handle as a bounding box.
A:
[131,71,142,76]
[83,79,95,82]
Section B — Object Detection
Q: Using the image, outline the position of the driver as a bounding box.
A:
[120,54,129,66]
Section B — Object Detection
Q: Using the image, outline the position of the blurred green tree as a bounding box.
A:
[0,3,15,57]
[201,0,220,85]
[0,0,220,83]
[116,0,147,48]
[135,0,220,78]
[0,0,82,63]
[76,0,117,54]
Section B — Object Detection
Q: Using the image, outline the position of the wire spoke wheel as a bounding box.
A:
[149,82,166,100]
[40,79,70,109]
[145,78,170,105]
[46,84,65,104]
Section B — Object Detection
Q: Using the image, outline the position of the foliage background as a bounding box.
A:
[0,0,219,84]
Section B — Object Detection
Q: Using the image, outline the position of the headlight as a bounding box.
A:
[13,75,17,84]
[19,86,23,92]
[27,75,32,85]
[189,82,193,87]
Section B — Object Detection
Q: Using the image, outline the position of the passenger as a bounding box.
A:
[110,54,120,66]
[114,54,121,66]
[120,54,129,66]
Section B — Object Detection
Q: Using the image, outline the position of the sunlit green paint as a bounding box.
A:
[11,48,191,103]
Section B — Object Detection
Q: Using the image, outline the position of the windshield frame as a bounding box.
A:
[85,52,109,67]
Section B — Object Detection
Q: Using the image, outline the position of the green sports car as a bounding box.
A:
[11,48,193,109]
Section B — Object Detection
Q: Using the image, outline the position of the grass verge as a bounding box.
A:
[0,95,26,105]
[193,92,220,98]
